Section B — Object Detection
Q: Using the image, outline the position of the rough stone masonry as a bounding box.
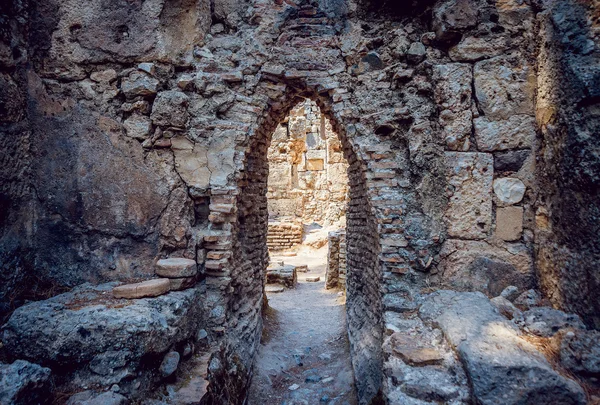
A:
[0,0,600,404]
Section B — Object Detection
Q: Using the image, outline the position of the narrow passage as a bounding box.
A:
[247,246,358,405]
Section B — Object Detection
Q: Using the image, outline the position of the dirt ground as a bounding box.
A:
[247,246,358,405]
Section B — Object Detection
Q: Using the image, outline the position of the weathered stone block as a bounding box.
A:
[495,206,523,241]
[306,158,324,171]
[474,115,536,151]
[444,152,493,239]
[436,239,534,296]
[151,90,189,128]
[113,279,171,299]
[474,55,535,120]
[156,258,198,278]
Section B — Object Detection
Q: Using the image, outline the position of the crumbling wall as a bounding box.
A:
[535,0,600,328]
[3,0,599,403]
[267,99,349,227]
[0,1,33,322]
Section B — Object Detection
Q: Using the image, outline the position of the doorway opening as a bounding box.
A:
[247,99,357,404]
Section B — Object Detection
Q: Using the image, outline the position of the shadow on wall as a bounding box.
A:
[535,0,600,328]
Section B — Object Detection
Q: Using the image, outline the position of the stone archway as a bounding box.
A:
[208,80,383,403]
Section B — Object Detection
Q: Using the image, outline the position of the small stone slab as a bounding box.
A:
[156,258,197,278]
[305,276,320,282]
[295,265,309,273]
[265,285,285,293]
[113,279,170,299]
[169,276,196,291]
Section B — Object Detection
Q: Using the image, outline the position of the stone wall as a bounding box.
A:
[1,0,599,403]
[267,99,349,227]
[0,1,34,322]
[535,0,600,329]
[267,222,303,251]
[326,230,347,289]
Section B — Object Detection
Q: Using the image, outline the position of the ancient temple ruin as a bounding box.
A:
[1,0,600,404]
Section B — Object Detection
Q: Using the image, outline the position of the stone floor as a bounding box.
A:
[247,246,358,405]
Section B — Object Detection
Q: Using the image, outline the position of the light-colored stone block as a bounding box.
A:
[493,177,526,204]
[445,152,494,239]
[306,158,324,171]
[113,279,170,299]
[496,206,523,241]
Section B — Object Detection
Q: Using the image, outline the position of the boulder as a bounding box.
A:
[156,258,198,278]
[2,283,205,387]
[519,307,585,337]
[419,290,586,405]
[113,279,171,299]
[560,329,600,375]
[0,360,51,405]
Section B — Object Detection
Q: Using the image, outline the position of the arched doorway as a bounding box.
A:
[231,84,383,404]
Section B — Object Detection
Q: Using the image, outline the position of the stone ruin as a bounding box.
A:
[0,0,600,404]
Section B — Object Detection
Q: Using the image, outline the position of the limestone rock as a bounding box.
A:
[121,72,159,99]
[433,0,478,44]
[490,296,521,320]
[500,285,520,302]
[113,279,170,299]
[420,290,586,405]
[474,115,536,151]
[390,333,444,366]
[436,239,534,296]
[444,152,493,239]
[560,329,600,375]
[449,36,510,62]
[156,258,198,278]
[306,276,320,282]
[474,55,535,120]
[0,360,51,405]
[90,69,118,83]
[171,137,211,192]
[123,114,152,140]
[2,283,204,386]
[66,391,129,405]
[514,289,542,309]
[520,307,585,337]
[493,177,526,204]
[495,206,523,241]
[159,351,180,378]
[151,91,189,128]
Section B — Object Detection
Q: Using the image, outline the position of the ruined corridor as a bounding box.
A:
[1,0,600,405]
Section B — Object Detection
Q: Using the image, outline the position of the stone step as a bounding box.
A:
[113,279,171,299]
[156,258,198,278]
[305,276,320,282]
